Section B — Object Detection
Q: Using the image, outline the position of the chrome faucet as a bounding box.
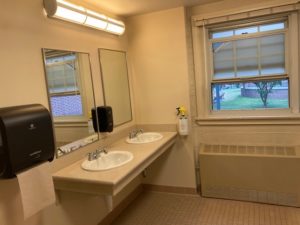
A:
[128,129,144,139]
[87,148,107,161]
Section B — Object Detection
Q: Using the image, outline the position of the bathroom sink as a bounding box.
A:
[81,151,133,171]
[126,132,163,144]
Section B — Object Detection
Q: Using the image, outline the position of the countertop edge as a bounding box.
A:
[53,132,177,196]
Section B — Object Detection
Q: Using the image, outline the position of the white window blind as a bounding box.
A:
[211,21,286,80]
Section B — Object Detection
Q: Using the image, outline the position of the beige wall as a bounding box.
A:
[127,7,191,124]
[127,7,196,188]
[0,1,135,225]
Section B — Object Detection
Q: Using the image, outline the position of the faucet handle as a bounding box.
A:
[129,129,143,139]
[129,131,135,139]
[87,152,95,161]
[96,148,108,156]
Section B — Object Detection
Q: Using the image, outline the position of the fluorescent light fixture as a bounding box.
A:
[43,0,125,35]
[106,18,125,34]
[85,16,107,29]
[55,6,86,24]
[57,0,85,11]
[85,10,107,30]
[106,23,125,34]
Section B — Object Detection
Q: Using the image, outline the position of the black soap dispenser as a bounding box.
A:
[92,106,114,133]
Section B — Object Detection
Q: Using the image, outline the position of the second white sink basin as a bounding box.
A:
[81,151,133,171]
[126,132,163,144]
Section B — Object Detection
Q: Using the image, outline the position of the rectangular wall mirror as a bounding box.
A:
[99,49,132,126]
[42,49,99,157]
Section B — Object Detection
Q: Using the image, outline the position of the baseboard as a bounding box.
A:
[143,184,198,195]
[98,185,144,225]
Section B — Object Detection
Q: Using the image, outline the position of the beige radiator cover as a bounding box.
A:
[199,145,300,207]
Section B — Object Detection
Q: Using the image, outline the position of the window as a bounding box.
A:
[209,20,289,111]
[45,52,84,118]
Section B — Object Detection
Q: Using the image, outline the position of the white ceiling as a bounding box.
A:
[81,0,222,17]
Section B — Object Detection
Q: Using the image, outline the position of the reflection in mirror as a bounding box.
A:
[99,49,132,126]
[42,49,98,158]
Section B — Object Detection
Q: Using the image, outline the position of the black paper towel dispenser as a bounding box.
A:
[0,104,55,178]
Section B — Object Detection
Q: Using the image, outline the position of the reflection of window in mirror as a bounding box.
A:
[45,51,88,122]
[42,49,99,158]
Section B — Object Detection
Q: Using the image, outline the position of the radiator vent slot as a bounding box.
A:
[202,144,296,156]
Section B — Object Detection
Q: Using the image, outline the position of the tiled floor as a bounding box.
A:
[111,191,300,225]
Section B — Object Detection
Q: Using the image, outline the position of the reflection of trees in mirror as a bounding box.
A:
[212,79,289,110]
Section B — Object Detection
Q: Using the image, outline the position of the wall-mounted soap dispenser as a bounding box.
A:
[92,106,114,133]
[0,104,55,178]
[176,106,189,136]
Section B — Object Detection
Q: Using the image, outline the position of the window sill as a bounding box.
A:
[54,120,88,127]
[195,116,300,126]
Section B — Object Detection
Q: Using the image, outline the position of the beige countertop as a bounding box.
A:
[53,132,177,196]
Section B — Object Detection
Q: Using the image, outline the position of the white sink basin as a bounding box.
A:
[126,132,163,144]
[81,151,133,171]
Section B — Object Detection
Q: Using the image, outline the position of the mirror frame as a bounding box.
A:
[98,48,133,127]
[41,48,99,158]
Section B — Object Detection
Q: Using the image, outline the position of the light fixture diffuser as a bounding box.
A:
[106,23,125,34]
[85,16,107,29]
[57,0,85,11]
[106,18,125,34]
[43,0,125,35]
[55,6,86,24]
[85,10,107,29]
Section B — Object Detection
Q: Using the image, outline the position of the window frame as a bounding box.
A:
[192,12,299,121]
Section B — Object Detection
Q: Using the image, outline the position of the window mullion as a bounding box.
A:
[50,91,82,97]
[212,74,288,84]
[257,37,262,76]
[63,63,67,93]
[233,40,237,78]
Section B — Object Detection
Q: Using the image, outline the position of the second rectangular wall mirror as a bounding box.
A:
[42,49,99,157]
[99,49,132,126]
